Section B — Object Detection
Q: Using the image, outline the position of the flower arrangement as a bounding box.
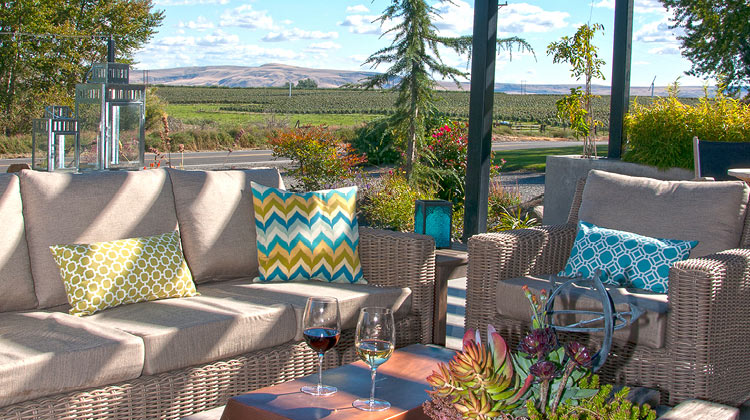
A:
[423,287,657,420]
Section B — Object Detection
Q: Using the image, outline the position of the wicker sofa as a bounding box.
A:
[465,169,750,407]
[0,168,436,420]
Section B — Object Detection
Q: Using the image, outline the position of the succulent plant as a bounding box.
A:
[518,327,558,359]
[565,341,592,368]
[426,325,533,419]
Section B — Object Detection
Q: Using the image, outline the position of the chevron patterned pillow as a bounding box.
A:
[250,182,365,284]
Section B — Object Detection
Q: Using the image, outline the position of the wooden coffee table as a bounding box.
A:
[220,344,455,420]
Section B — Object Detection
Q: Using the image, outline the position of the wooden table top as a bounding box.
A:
[220,344,456,420]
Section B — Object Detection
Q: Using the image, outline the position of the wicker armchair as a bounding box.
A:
[465,174,750,407]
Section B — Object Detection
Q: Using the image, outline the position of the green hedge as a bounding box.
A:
[623,93,750,170]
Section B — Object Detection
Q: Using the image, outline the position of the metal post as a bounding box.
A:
[107,37,116,63]
[464,0,498,240]
[607,0,634,159]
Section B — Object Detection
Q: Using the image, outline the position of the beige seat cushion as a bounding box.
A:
[19,169,180,308]
[201,278,412,338]
[496,275,669,349]
[168,169,284,283]
[0,174,37,311]
[83,291,297,375]
[0,311,144,407]
[578,170,749,257]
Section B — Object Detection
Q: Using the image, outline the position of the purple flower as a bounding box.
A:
[530,361,559,381]
[518,328,558,359]
[565,342,592,368]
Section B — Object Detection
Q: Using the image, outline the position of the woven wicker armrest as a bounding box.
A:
[667,248,750,406]
[358,227,436,343]
[465,224,577,331]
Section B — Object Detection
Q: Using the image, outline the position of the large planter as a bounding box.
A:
[543,155,694,225]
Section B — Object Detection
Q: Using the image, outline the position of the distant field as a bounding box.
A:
[156,86,701,129]
[166,104,380,127]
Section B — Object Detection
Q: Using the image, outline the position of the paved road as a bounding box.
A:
[0,140,581,172]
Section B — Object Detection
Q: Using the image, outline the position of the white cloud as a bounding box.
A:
[220,5,275,30]
[346,5,370,13]
[154,0,228,5]
[498,3,569,34]
[339,14,382,34]
[134,31,302,70]
[178,16,214,31]
[433,1,474,35]
[648,45,681,55]
[634,18,680,43]
[595,0,666,14]
[306,41,342,52]
[349,54,368,63]
[433,1,568,36]
[262,28,339,42]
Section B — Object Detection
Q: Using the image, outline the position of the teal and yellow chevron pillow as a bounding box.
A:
[250,182,365,284]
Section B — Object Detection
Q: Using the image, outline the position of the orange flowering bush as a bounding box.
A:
[269,125,366,191]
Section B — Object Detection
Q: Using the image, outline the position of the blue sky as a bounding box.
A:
[134,0,710,87]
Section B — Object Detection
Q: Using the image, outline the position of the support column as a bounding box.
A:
[464,0,498,240]
[608,0,634,159]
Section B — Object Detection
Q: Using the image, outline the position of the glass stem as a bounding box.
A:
[369,367,377,405]
[317,353,324,391]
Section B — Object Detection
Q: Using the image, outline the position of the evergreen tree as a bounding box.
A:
[361,0,534,178]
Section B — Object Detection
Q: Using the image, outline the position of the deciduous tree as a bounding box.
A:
[660,0,750,97]
[0,0,163,135]
[547,23,605,157]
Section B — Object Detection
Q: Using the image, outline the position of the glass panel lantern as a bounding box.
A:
[31,106,79,172]
[74,62,145,171]
[414,200,452,248]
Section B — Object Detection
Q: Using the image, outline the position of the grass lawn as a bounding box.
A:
[166,104,381,127]
[494,144,609,172]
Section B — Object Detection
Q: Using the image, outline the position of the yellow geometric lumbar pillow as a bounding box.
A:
[50,231,198,316]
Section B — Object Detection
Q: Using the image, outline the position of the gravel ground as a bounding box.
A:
[281,170,546,204]
[496,171,545,203]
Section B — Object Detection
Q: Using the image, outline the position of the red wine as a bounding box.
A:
[303,327,340,353]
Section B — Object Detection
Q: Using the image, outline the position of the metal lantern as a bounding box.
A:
[31,106,79,172]
[414,200,452,248]
[75,62,145,170]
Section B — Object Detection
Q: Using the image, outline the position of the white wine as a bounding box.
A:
[356,339,394,368]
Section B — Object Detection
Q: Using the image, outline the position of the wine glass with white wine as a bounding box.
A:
[352,307,395,411]
[300,296,341,396]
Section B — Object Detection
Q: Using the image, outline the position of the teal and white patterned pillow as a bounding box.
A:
[559,220,697,293]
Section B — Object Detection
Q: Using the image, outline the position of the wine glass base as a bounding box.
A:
[353,398,390,411]
[300,385,337,396]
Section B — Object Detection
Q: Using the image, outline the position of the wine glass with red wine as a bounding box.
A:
[301,296,341,396]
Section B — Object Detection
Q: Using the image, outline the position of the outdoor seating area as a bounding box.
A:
[465,169,750,408]
[0,168,435,419]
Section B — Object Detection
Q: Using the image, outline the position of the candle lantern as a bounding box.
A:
[74,62,145,170]
[31,106,79,172]
[414,200,453,248]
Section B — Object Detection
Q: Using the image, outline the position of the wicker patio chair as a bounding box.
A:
[464,170,750,407]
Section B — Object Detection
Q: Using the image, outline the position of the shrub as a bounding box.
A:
[624,90,750,170]
[358,172,433,232]
[352,117,401,165]
[0,134,33,156]
[421,121,501,205]
[269,125,366,191]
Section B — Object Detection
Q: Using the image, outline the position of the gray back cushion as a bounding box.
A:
[168,168,284,283]
[578,169,750,257]
[0,174,38,311]
[19,169,179,308]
